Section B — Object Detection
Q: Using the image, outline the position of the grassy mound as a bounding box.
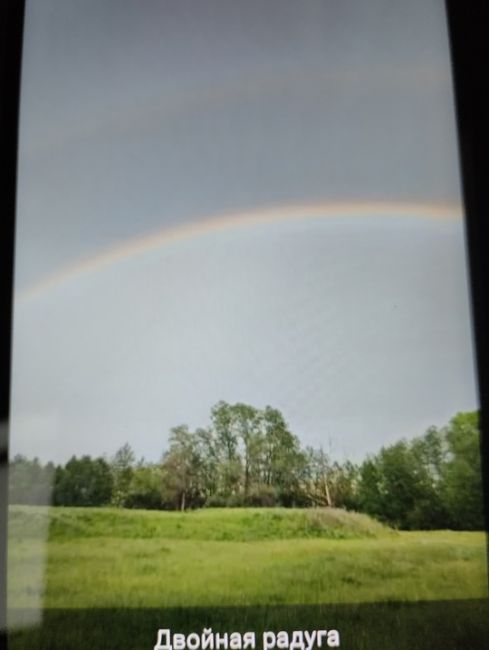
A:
[8,506,487,610]
[9,505,391,541]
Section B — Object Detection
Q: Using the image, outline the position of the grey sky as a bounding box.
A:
[10,0,478,463]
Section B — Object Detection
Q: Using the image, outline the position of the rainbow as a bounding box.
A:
[18,200,461,301]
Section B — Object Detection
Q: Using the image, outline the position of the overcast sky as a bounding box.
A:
[9,0,478,464]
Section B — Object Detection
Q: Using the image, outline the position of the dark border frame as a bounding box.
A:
[0,0,26,639]
[446,0,489,537]
[0,0,487,644]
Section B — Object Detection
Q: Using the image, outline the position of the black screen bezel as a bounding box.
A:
[1,0,488,641]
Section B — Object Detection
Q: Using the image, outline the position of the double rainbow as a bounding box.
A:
[19,200,461,301]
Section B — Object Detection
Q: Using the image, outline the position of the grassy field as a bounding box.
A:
[7,506,489,649]
[8,505,488,608]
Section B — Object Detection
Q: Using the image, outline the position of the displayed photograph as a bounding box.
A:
[7,1,487,649]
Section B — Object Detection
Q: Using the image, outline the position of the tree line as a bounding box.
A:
[9,403,485,530]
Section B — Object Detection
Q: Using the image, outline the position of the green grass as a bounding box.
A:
[7,506,489,649]
[9,504,390,541]
[7,601,489,650]
[8,505,488,609]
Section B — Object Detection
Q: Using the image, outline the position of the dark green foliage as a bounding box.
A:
[53,456,113,506]
[355,412,484,530]
[378,442,422,525]
[440,412,484,529]
[160,425,206,510]
[9,407,485,529]
[356,440,446,529]
[244,484,278,507]
[124,464,162,510]
[110,443,135,506]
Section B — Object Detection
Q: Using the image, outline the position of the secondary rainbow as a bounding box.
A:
[18,200,461,301]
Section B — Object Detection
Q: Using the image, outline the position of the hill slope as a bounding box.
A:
[9,505,390,541]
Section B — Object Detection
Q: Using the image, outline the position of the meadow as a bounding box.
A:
[8,505,488,608]
[7,506,489,650]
